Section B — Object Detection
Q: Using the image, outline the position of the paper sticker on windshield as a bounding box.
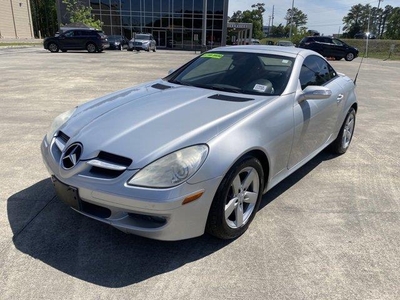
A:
[253,84,268,92]
[201,53,224,59]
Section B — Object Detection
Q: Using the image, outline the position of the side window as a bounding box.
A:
[322,37,332,44]
[332,38,343,46]
[64,31,75,37]
[299,55,337,89]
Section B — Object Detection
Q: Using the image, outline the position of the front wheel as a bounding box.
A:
[86,43,97,53]
[329,108,356,154]
[206,156,264,239]
[48,43,59,53]
[345,52,355,61]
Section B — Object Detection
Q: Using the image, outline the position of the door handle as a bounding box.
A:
[337,94,344,103]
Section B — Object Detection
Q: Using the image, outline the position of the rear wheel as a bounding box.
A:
[329,108,356,154]
[345,52,355,61]
[48,43,59,53]
[206,156,264,239]
[86,43,97,53]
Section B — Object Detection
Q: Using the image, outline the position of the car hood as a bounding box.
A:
[60,80,273,169]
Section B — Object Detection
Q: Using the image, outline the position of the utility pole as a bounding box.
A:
[377,0,384,37]
[202,0,207,52]
[271,5,274,28]
[289,0,294,40]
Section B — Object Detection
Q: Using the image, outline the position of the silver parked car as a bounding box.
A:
[127,33,156,52]
[41,46,357,241]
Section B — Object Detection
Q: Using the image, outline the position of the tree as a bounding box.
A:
[341,4,399,38]
[269,24,288,38]
[230,10,244,23]
[385,7,400,39]
[62,0,102,29]
[229,3,265,39]
[380,5,394,38]
[251,3,266,29]
[30,0,58,37]
[284,7,308,28]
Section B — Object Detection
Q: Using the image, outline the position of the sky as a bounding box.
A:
[228,0,400,36]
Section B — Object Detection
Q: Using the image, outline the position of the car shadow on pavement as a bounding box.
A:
[7,151,335,288]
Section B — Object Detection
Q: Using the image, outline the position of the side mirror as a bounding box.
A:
[298,86,332,102]
[168,69,175,75]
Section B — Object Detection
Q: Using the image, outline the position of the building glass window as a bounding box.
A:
[61,0,227,49]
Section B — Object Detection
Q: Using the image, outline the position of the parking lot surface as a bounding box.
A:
[1,47,399,299]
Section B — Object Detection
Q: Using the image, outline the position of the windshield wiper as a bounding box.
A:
[210,84,242,94]
[169,79,193,86]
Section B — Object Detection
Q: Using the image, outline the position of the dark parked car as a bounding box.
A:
[354,32,376,39]
[299,36,359,61]
[44,29,109,53]
[106,35,129,50]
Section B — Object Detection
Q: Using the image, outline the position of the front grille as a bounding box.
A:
[85,151,132,179]
[57,131,70,143]
[98,151,132,166]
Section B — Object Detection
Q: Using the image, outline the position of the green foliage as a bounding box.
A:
[385,7,400,39]
[229,3,266,39]
[342,4,400,39]
[62,0,102,30]
[30,0,58,37]
[284,7,308,28]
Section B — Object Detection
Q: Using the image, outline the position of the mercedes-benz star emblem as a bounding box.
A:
[62,143,83,169]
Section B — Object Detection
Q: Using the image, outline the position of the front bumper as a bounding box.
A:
[41,138,221,241]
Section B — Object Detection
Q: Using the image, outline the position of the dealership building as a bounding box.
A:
[64,0,229,49]
[0,0,34,39]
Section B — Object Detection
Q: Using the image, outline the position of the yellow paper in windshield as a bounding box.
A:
[201,53,224,59]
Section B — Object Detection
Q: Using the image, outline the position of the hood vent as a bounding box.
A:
[151,83,172,90]
[208,94,254,102]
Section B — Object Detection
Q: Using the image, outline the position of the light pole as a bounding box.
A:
[289,0,294,40]
[202,0,207,52]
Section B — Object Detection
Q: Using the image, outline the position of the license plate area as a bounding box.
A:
[51,176,82,211]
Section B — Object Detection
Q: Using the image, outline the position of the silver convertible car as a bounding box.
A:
[41,46,357,241]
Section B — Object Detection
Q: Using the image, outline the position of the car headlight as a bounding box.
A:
[128,145,208,188]
[46,108,76,144]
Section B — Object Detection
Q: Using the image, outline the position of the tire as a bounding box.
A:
[345,52,355,61]
[329,108,356,154]
[86,43,97,53]
[127,48,133,51]
[206,156,264,239]
[153,47,156,52]
[48,43,59,53]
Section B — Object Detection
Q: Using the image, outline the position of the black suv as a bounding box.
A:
[44,29,109,53]
[299,36,359,61]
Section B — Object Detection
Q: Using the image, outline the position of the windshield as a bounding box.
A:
[167,52,294,96]
[107,35,122,41]
[135,34,151,40]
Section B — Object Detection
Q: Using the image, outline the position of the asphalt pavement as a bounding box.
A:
[1,47,399,299]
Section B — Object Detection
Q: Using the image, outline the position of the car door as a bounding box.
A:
[331,38,346,58]
[58,30,76,49]
[288,55,343,169]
